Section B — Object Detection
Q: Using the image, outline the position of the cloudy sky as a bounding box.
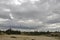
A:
[0,0,60,31]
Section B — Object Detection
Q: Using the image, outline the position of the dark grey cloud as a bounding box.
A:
[0,0,60,31]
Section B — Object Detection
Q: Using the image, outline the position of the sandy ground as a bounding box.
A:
[0,35,59,40]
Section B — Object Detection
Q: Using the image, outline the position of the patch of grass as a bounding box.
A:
[10,36,17,38]
[31,39,35,40]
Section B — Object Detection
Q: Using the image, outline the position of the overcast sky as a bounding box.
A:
[0,0,60,31]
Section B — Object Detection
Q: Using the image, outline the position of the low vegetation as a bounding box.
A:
[0,29,60,40]
[0,28,60,37]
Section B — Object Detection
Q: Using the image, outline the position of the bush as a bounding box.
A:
[5,29,21,35]
[11,36,16,38]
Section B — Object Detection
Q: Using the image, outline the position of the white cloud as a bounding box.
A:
[0,0,40,5]
[25,20,35,23]
[47,13,59,20]
[20,0,28,3]
[0,0,23,5]
[13,0,40,5]
[46,23,60,29]
[18,20,24,23]
[12,0,22,5]
[18,19,35,23]
[3,8,11,12]
[18,19,43,25]
[9,13,14,20]
[30,0,40,4]
[0,18,9,22]
[38,21,43,24]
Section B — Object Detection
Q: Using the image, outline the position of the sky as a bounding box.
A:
[0,0,60,31]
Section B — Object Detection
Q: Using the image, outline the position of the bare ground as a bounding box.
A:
[0,35,59,40]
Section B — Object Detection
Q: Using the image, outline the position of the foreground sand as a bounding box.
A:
[0,35,59,40]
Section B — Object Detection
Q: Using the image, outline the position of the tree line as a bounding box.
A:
[0,29,60,36]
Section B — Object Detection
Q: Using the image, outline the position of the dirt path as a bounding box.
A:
[0,35,59,40]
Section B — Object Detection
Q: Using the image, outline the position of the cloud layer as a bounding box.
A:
[0,0,60,31]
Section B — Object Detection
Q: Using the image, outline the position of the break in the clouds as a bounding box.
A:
[0,0,60,31]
